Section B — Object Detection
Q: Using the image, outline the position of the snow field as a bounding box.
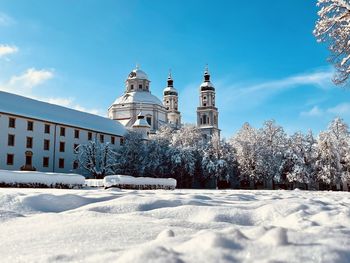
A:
[0,189,349,262]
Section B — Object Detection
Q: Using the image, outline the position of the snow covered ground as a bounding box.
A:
[0,188,349,263]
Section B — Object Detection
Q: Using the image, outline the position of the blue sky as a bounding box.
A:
[0,0,349,138]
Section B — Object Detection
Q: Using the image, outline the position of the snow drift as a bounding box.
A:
[0,170,85,188]
[0,188,349,262]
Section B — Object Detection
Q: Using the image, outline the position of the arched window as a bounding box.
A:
[202,115,207,125]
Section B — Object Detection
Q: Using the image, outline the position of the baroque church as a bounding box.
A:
[108,66,220,139]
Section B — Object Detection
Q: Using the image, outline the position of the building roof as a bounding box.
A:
[0,91,127,136]
[127,68,149,80]
[163,86,178,94]
[112,91,163,106]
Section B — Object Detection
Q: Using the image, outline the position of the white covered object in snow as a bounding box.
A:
[104,175,177,189]
[0,170,85,188]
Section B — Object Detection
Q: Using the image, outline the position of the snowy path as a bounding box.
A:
[0,188,349,262]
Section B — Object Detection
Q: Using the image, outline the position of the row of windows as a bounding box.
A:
[6,117,105,141]
[130,84,149,90]
[6,134,119,149]
[6,154,78,169]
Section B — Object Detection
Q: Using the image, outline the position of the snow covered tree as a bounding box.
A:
[76,140,116,179]
[142,135,171,178]
[256,120,287,188]
[230,123,259,187]
[316,118,350,189]
[283,131,318,189]
[314,0,350,85]
[113,132,147,177]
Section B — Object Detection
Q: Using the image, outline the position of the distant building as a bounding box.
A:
[0,91,126,174]
[108,67,169,133]
[196,67,220,139]
[109,65,219,139]
[0,65,220,175]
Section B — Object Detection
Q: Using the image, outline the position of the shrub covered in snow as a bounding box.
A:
[0,170,85,189]
[104,175,177,190]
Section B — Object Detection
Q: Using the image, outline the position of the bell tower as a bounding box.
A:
[163,71,181,128]
[196,66,220,140]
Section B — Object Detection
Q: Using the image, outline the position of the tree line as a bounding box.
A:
[76,118,350,191]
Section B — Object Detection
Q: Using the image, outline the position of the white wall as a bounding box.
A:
[0,113,123,175]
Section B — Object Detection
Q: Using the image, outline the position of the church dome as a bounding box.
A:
[127,67,149,80]
[113,91,163,106]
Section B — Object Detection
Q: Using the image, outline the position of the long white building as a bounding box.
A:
[0,91,127,174]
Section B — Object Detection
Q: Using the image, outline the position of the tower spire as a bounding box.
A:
[204,64,210,82]
[167,69,174,87]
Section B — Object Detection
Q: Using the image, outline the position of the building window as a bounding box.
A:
[166,100,169,104]
[59,142,65,152]
[120,137,125,145]
[166,107,169,110]
[8,134,15,146]
[73,160,79,170]
[203,103,207,107]
[43,157,49,168]
[44,139,50,151]
[139,84,142,90]
[146,117,152,126]
[100,134,104,143]
[88,132,93,141]
[60,127,66,137]
[45,124,50,134]
[74,129,80,139]
[59,158,65,169]
[27,121,34,131]
[7,154,14,165]
[202,115,207,125]
[8,117,15,128]
[146,85,149,90]
[130,84,134,90]
[26,137,33,149]
[111,136,115,145]
[204,96,207,100]
[74,144,79,152]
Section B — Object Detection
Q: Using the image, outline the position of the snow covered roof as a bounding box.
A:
[200,81,214,88]
[132,112,151,128]
[112,91,163,106]
[0,91,127,136]
[163,86,178,94]
[132,118,151,128]
[127,68,149,80]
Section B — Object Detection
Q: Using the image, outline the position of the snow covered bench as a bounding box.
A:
[0,170,85,189]
[104,175,177,190]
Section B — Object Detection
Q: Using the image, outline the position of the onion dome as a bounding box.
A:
[163,71,178,96]
[200,66,215,91]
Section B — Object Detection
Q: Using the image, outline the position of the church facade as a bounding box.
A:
[108,66,220,138]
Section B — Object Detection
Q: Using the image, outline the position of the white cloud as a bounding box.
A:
[0,12,14,26]
[0,44,18,57]
[300,106,323,117]
[0,68,54,95]
[233,68,334,97]
[0,68,105,116]
[327,103,350,115]
[44,97,105,116]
